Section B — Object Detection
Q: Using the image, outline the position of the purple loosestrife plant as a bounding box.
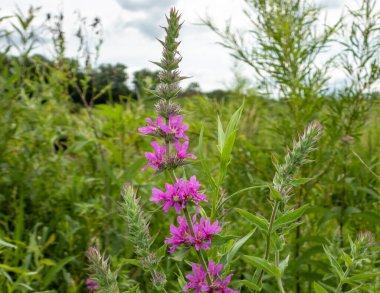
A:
[137,7,239,293]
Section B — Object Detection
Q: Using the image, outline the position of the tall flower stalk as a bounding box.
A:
[138,8,238,292]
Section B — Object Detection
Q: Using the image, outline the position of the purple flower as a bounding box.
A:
[142,141,166,171]
[184,263,209,293]
[184,261,239,293]
[174,141,196,160]
[185,176,207,204]
[165,216,190,253]
[150,176,206,214]
[188,216,221,251]
[160,115,189,140]
[138,115,189,140]
[165,215,219,253]
[138,117,164,135]
[85,278,99,292]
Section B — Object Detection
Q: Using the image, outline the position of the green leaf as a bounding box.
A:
[313,282,328,293]
[212,234,238,246]
[220,229,255,265]
[273,205,309,231]
[217,115,225,152]
[122,259,142,267]
[0,264,27,274]
[269,185,283,201]
[279,255,290,272]
[0,238,17,249]
[242,255,281,277]
[226,102,244,134]
[343,272,380,282]
[238,280,261,291]
[236,208,269,231]
[289,177,312,187]
[323,246,344,278]
[341,251,354,268]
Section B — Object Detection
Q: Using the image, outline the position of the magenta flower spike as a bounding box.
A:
[184,261,239,293]
[160,115,189,140]
[150,176,206,214]
[142,141,166,171]
[174,140,196,160]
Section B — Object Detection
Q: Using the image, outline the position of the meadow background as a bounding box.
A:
[0,0,379,292]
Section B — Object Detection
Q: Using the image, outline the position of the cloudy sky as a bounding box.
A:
[0,0,377,91]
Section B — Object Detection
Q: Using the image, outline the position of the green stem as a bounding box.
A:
[255,200,280,288]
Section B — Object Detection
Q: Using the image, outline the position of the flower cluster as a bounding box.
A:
[184,261,238,293]
[151,176,207,214]
[140,123,195,172]
[139,115,189,141]
[165,215,221,253]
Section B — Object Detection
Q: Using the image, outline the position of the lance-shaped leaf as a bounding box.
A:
[220,229,255,265]
[242,255,281,277]
[273,205,309,231]
[236,208,269,231]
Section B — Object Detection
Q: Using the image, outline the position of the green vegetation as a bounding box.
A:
[0,1,379,292]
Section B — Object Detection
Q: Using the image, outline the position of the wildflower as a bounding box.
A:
[138,116,164,136]
[165,215,220,253]
[85,278,99,292]
[189,217,221,251]
[165,216,190,253]
[160,115,189,140]
[150,176,206,214]
[174,140,196,160]
[185,176,207,203]
[184,263,208,292]
[142,141,166,171]
[184,261,239,293]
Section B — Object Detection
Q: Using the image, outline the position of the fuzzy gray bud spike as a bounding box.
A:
[120,184,151,258]
[152,7,187,116]
[273,121,323,198]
